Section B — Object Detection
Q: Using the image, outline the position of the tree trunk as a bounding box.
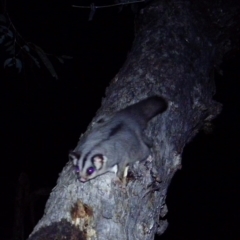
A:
[28,0,238,239]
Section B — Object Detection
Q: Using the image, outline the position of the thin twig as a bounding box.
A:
[72,0,145,9]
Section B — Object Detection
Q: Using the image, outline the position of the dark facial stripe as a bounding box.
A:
[109,123,123,137]
[82,151,91,169]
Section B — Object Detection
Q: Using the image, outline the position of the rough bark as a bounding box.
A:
[28,0,239,240]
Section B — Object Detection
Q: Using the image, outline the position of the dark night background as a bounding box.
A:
[1,0,239,239]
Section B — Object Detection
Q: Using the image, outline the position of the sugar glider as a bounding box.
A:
[70,96,167,182]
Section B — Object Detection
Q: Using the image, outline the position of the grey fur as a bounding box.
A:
[70,96,167,182]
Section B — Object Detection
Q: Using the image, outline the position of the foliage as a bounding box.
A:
[0,13,72,79]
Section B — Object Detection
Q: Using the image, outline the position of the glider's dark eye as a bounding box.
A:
[87,167,95,175]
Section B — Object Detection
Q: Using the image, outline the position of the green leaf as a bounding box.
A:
[6,29,13,38]
[4,58,13,68]
[35,45,58,79]
[22,45,30,52]
[27,52,41,68]
[0,26,7,32]
[0,35,5,44]
[15,58,22,72]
